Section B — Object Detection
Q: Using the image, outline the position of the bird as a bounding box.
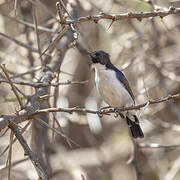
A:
[88,50,144,138]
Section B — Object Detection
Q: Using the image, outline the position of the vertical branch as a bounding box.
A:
[13,0,18,16]
[31,0,74,175]
[32,3,43,66]
[7,131,13,180]
[52,70,60,141]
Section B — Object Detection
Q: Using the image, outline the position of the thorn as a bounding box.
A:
[137,17,142,22]
[93,19,99,24]
[127,12,133,17]
[87,16,92,20]
[107,19,115,30]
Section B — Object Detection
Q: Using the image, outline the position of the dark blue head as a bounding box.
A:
[88,50,111,66]
[89,50,126,77]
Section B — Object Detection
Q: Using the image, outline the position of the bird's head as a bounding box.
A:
[88,50,111,66]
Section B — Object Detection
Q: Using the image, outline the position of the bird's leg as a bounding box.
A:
[97,106,111,117]
[114,106,125,118]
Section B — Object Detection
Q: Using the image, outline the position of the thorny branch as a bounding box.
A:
[0,93,179,131]
[33,93,180,115]
[64,6,180,25]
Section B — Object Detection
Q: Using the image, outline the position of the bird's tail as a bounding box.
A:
[126,115,144,138]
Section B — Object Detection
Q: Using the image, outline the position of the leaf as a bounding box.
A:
[4,96,27,103]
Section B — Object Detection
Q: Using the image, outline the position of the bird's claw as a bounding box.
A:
[114,107,120,112]
[97,106,110,117]
[114,107,120,118]
[114,107,125,118]
[97,108,103,117]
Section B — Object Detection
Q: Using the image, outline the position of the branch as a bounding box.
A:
[36,118,80,147]
[56,2,65,25]
[0,93,180,131]
[0,13,55,33]
[32,4,43,66]
[138,143,180,149]
[0,157,29,171]
[0,78,88,87]
[32,93,180,115]
[0,121,31,157]
[9,123,49,180]
[0,32,38,53]
[1,65,23,109]
[40,26,69,57]
[0,93,179,131]
[65,6,180,24]
[6,66,41,79]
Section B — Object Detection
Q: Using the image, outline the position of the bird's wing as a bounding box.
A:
[115,70,135,104]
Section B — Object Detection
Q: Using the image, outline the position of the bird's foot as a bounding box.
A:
[97,106,111,117]
[114,107,125,118]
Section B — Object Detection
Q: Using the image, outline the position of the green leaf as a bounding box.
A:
[4,96,27,103]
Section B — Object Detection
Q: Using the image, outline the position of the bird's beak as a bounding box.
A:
[88,52,96,58]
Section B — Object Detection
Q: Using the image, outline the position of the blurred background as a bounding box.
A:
[0,0,180,180]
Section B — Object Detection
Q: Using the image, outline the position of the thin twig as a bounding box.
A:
[0,127,9,137]
[51,112,73,148]
[13,0,18,16]
[7,131,13,180]
[0,157,29,171]
[56,2,65,25]
[32,4,43,66]
[59,0,73,20]
[0,32,39,53]
[8,66,41,79]
[1,65,24,109]
[37,118,80,147]
[0,13,55,33]
[40,26,69,57]
[52,70,60,141]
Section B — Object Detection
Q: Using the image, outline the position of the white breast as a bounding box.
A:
[93,64,134,107]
